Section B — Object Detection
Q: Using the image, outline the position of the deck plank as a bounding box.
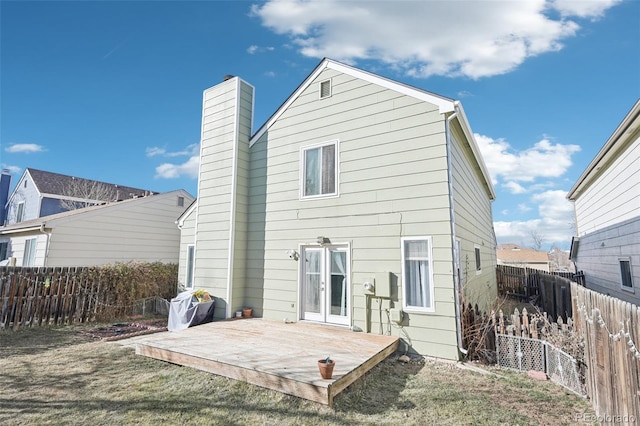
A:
[134,319,399,405]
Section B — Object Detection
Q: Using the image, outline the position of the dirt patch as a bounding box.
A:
[78,318,167,341]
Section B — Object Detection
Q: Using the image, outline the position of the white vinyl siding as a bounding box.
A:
[301,141,338,199]
[401,237,434,312]
[16,190,194,267]
[573,133,639,235]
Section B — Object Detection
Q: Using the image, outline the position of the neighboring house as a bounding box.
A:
[567,99,640,305]
[0,190,194,267]
[3,168,157,226]
[178,58,497,359]
[496,244,551,272]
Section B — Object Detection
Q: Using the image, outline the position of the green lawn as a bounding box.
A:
[0,323,596,425]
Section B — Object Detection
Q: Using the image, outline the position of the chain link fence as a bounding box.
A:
[497,333,586,397]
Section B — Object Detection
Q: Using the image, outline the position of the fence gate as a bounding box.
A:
[496,334,545,372]
[496,334,586,397]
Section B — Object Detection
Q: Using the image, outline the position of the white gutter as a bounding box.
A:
[39,223,52,266]
[445,111,468,357]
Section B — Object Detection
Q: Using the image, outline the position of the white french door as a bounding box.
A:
[300,244,350,325]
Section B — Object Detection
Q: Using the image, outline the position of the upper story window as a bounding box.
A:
[475,245,482,274]
[16,202,25,223]
[178,196,185,207]
[401,237,435,312]
[301,141,338,199]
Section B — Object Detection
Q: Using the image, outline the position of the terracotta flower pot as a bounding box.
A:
[318,359,335,379]
[243,308,253,318]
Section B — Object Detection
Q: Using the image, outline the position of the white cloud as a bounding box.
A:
[247,45,275,55]
[475,134,580,192]
[551,0,621,18]
[4,143,45,153]
[503,181,527,194]
[251,0,620,79]
[152,144,200,179]
[495,189,575,248]
[146,144,198,158]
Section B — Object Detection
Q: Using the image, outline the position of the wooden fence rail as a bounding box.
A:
[496,265,578,320]
[0,264,177,330]
[572,282,640,422]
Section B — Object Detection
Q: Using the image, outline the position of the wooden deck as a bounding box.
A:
[133,318,399,406]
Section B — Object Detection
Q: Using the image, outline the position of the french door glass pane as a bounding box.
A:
[305,250,321,313]
[330,250,347,316]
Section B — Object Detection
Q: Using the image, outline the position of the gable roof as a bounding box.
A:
[249,58,495,200]
[567,99,640,200]
[25,168,157,200]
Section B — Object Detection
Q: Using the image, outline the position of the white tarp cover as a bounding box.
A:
[167,291,214,331]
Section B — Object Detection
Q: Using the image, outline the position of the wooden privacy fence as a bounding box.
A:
[572,282,640,422]
[0,264,177,330]
[496,265,577,320]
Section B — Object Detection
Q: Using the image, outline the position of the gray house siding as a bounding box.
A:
[568,100,639,304]
[574,217,639,305]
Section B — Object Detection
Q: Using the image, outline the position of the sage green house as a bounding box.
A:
[178,59,497,360]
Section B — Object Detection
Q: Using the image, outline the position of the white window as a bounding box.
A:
[301,141,338,199]
[23,238,37,267]
[185,245,195,289]
[401,237,434,312]
[16,202,25,222]
[619,258,634,293]
[475,245,482,274]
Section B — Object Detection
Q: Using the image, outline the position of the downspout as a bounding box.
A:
[445,110,468,357]
[39,222,51,266]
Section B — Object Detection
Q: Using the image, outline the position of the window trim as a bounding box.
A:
[185,244,195,290]
[299,140,339,200]
[319,78,332,99]
[23,238,37,267]
[474,245,482,275]
[401,236,435,313]
[16,201,25,222]
[619,257,635,293]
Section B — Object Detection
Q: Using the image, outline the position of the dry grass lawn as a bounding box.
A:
[0,322,596,425]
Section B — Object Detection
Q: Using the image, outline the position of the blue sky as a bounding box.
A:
[1,0,639,250]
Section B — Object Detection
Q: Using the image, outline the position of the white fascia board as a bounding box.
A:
[177,199,198,228]
[0,224,44,235]
[567,99,640,200]
[453,101,497,200]
[250,58,456,146]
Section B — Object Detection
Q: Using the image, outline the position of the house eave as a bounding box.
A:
[567,99,640,200]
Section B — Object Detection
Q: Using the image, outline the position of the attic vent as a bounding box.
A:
[319,79,331,99]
